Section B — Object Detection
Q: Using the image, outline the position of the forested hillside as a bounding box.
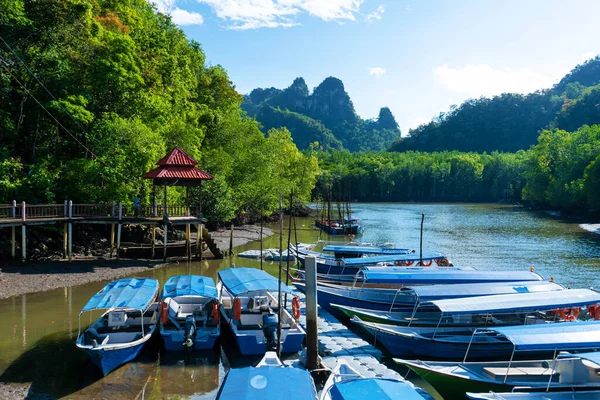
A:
[0,0,319,222]
[391,57,600,153]
[242,77,401,151]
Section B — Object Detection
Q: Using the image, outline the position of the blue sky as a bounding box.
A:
[153,0,600,134]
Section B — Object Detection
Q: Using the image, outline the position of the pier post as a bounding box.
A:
[11,200,16,260]
[151,226,156,258]
[110,201,115,258]
[21,201,26,262]
[63,200,68,259]
[305,255,319,370]
[68,201,73,262]
[163,223,168,261]
[196,224,201,260]
[116,202,122,261]
[186,223,191,261]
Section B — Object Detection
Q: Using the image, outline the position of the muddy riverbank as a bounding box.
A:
[0,225,273,300]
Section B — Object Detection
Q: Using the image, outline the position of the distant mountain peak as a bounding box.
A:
[242,76,401,151]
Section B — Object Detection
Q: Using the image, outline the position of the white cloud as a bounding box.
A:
[368,67,386,76]
[151,0,204,25]
[196,0,363,30]
[582,52,596,62]
[171,8,204,25]
[434,64,555,98]
[404,5,411,11]
[366,5,384,21]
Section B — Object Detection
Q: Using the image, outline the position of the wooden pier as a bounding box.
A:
[0,201,222,262]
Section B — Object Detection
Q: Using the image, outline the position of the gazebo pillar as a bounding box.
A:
[163,184,168,261]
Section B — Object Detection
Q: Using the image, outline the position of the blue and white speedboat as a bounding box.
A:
[216,351,317,399]
[357,288,600,360]
[218,267,306,356]
[76,278,159,375]
[320,359,433,400]
[160,275,220,351]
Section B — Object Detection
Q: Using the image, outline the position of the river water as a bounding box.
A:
[1,203,599,399]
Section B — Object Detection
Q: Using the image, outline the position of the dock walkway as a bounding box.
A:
[289,293,403,380]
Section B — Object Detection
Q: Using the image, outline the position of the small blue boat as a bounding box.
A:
[355,288,600,360]
[320,359,433,400]
[216,351,317,399]
[218,268,306,356]
[296,252,449,275]
[76,278,159,375]
[160,275,220,351]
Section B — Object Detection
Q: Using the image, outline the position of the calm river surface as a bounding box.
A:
[1,203,600,399]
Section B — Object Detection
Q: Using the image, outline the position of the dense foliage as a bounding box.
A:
[315,150,527,203]
[242,77,401,152]
[392,57,600,153]
[0,0,319,221]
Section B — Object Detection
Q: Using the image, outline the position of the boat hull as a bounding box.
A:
[294,283,415,313]
[400,360,511,399]
[362,324,514,360]
[82,340,148,376]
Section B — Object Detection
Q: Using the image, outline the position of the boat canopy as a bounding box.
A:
[161,275,218,300]
[358,269,543,284]
[484,321,600,351]
[403,281,564,301]
[329,379,430,400]
[343,252,446,266]
[322,245,411,255]
[218,267,294,297]
[81,278,159,312]
[427,288,600,314]
[218,366,316,400]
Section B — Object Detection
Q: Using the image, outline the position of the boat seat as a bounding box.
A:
[483,367,559,381]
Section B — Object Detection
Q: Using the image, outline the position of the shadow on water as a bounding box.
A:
[0,330,223,399]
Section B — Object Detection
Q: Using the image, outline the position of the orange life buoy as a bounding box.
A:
[557,307,580,321]
[404,261,414,266]
[421,259,433,267]
[161,301,169,325]
[292,296,301,320]
[213,303,219,324]
[233,298,241,321]
[588,305,600,320]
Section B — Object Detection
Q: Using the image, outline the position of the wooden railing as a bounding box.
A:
[0,201,199,220]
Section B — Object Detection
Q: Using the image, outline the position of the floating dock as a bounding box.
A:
[286,293,404,381]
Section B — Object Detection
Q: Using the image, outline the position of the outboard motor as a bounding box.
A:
[183,315,197,351]
[262,310,279,351]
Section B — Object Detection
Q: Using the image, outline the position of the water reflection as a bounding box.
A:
[0,204,599,398]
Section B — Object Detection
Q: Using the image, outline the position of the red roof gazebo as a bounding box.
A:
[143,147,214,260]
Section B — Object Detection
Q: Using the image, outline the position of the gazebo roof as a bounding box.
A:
[156,146,198,166]
[143,147,214,184]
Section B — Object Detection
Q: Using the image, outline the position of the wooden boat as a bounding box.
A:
[320,358,433,400]
[76,278,159,375]
[467,390,600,400]
[160,275,220,351]
[354,289,600,360]
[395,324,600,399]
[216,351,317,399]
[218,267,306,356]
[332,281,565,326]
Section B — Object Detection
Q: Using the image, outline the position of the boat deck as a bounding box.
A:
[285,292,404,380]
